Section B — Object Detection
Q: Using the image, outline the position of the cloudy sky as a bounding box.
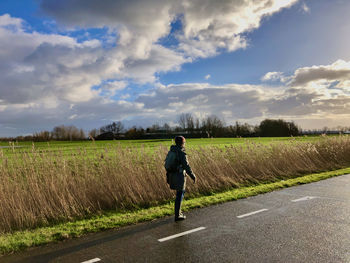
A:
[0,0,350,136]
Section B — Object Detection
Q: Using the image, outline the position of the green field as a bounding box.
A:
[0,136,323,155]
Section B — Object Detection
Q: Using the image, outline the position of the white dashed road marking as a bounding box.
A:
[158,227,206,242]
[291,196,317,202]
[81,258,101,263]
[237,209,269,218]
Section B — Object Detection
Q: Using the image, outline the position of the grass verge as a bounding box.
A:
[1,167,350,256]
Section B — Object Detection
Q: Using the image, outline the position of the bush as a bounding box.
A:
[259,119,300,137]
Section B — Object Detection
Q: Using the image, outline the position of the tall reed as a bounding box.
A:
[0,136,350,233]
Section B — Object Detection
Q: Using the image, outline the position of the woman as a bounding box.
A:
[167,136,196,221]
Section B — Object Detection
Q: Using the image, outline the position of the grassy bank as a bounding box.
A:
[1,167,349,256]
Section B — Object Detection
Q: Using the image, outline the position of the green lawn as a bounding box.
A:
[0,136,335,166]
[1,136,323,153]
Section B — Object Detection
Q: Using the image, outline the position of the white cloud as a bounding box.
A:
[0,15,110,104]
[120,44,189,83]
[120,94,131,100]
[0,13,23,29]
[2,56,350,136]
[7,2,350,135]
[99,81,127,97]
[301,3,310,13]
[69,114,78,120]
[0,13,187,107]
[0,97,146,135]
[1,0,301,106]
[39,0,299,60]
[178,0,299,58]
[131,59,350,126]
[264,59,350,118]
[288,60,350,87]
[261,71,286,82]
[136,83,273,120]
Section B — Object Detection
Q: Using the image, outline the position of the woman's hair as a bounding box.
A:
[175,136,186,146]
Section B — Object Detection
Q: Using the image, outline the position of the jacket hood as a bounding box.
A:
[170,145,184,152]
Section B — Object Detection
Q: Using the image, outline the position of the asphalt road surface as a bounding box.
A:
[2,174,350,263]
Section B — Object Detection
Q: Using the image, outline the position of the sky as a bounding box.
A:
[0,0,350,136]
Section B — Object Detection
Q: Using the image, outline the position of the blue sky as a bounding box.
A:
[0,0,350,136]
[160,0,350,85]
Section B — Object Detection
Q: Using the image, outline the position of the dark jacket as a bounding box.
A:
[167,145,195,191]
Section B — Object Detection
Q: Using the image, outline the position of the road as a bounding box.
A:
[2,174,350,263]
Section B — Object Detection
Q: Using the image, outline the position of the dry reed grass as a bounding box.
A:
[0,136,350,233]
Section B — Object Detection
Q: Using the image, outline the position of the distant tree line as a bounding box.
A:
[2,113,350,142]
[1,125,86,142]
[91,114,302,140]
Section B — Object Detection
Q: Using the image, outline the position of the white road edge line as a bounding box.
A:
[158,227,206,242]
[291,196,317,202]
[81,258,101,263]
[237,209,269,218]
